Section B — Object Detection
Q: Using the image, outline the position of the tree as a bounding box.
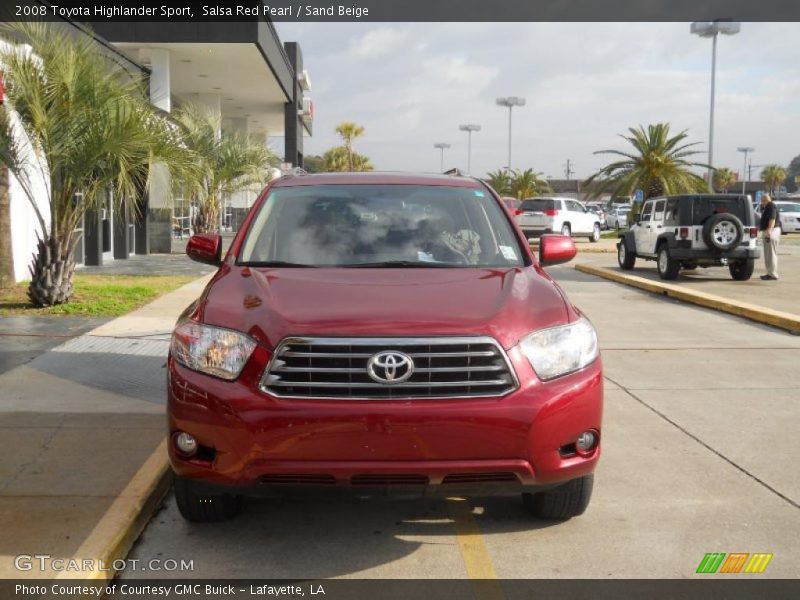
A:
[174,104,274,234]
[0,164,12,288]
[484,169,513,196]
[0,22,191,306]
[785,154,799,193]
[303,154,325,173]
[760,164,786,196]
[509,168,551,200]
[334,121,365,171]
[713,167,737,193]
[586,123,709,201]
[322,146,373,172]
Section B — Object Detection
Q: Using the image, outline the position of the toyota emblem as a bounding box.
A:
[367,351,415,384]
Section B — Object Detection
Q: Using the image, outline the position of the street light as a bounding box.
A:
[496,96,526,171]
[737,147,754,194]
[458,124,481,175]
[691,21,740,182]
[433,142,451,172]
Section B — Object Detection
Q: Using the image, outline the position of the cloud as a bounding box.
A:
[275,22,800,177]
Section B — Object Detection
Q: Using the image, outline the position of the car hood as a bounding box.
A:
[200,266,571,350]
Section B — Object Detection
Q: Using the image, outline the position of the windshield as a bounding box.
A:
[776,202,800,212]
[238,184,526,268]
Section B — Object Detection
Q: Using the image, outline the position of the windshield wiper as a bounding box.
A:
[343,260,457,268]
[241,261,316,268]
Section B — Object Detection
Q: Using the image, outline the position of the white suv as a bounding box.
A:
[516,197,602,242]
[618,194,761,280]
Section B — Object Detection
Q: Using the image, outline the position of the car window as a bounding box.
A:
[653,200,665,221]
[520,199,556,212]
[692,196,749,225]
[776,202,800,212]
[640,201,653,221]
[566,200,583,212]
[239,184,525,268]
[664,198,679,226]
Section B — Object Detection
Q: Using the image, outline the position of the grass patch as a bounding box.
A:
[601,230,623,239]
[0,274,196,317]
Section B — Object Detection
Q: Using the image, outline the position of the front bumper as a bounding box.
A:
[167,348,603,496]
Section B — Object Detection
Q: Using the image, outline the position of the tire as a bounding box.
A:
[588,223,601,242]
[729,258,755,281]
[656,244,680,280]
[618,241,636,270]
[702,213,744,251]
[522,474,594,520]
[560,223,571,237]
[174,475,242,522]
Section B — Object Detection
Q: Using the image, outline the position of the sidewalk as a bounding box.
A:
[0,274,211,579]
[575,235,800,317]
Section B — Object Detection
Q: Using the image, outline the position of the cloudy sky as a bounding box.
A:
[274,22,800,180]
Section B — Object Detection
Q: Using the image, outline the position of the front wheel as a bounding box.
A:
[523,474,594,520]
[656,245,680,280]
[174,475,242,522]
[560,223,571,237]
[729,258,755,281]
[588,223,601,242]
[618,242,636,270]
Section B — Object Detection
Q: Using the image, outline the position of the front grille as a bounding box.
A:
[442,472,519,484]
[259,474,336,486]
[261,337,518,399]
[351,474,429,486]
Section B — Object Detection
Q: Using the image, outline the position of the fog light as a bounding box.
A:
[575,430,599,456]
[174,432,198,457]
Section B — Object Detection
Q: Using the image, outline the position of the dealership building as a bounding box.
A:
[4,19,312,282]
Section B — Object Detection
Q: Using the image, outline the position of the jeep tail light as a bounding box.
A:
[749,227,757,238]
[544,209,559,216]
[679,227,689,239]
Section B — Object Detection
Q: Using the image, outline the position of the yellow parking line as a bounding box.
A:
[447,497,505,600]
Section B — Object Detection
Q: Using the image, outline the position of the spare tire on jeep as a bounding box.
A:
[702,213,744,251]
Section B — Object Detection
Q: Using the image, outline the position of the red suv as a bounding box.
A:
[169,173,603,522]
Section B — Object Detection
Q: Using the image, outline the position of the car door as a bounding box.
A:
[634,201,654,254]
[565,200,587,233]
[650,199,666,248]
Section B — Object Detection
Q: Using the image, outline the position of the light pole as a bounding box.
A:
[737,147,754,194]
[433,143,451,173]
[458,124,481,175]
[691,21,740,183]
[496,97,526,171]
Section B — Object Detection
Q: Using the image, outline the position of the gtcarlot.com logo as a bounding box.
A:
[696,552,773,574]
[14,554,194,572]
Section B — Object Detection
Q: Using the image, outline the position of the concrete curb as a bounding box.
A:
[55,439,171,582]
[575,263,800,335]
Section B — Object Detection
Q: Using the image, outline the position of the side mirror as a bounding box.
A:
[186,233,222,266]
[539,234,577,266]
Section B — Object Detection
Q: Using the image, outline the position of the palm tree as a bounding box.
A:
[484,169,513,196]
[322,146,373,172]
[713,167,737,192]
[334,122,365,171]
[0,22,191,306]
[0,164,12,288]
[509,169,551,200]
[585,124,709,212]
[174,104,274,234]
[761,164,787,196]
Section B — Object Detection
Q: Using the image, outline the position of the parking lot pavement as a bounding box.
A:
[577,234,800,316]
[122,265,800,580]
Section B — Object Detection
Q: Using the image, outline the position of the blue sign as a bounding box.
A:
[755,191,763,203]
[634,189,644,203]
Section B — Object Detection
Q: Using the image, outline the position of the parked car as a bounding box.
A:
[515,197,602,242]
[501,196,522,214]
[775,201,800,233]
[171,173,603,522]
[606,205,631,229]
[585,203,608,230]
[617,194,760,280]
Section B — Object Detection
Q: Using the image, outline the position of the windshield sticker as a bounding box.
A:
[417,251,437,262]
[499,245,517,260]
[474,191,486,197]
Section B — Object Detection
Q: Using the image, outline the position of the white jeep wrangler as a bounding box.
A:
[617,194,761,281]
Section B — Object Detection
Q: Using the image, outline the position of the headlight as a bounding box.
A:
[519,318,599,381]
[170,320,257,380]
